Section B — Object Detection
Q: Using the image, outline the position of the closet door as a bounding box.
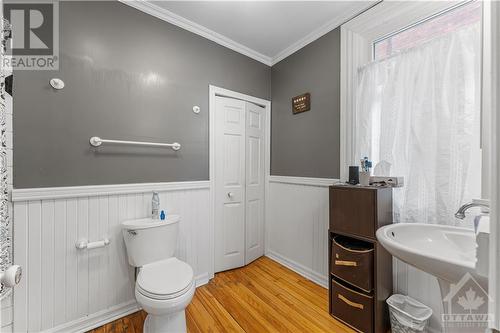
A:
[214,96,246,272]
[245,102,266,264]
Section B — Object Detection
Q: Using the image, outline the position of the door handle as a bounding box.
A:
[227,192,234,198]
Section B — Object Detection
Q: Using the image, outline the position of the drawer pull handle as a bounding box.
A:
[338,294,364,310]
[335,260,357,267]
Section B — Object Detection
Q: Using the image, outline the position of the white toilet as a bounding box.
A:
[122,215,195,333]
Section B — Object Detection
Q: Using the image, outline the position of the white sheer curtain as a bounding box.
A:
[355,23,481,226]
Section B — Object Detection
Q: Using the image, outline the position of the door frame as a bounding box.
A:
[485,0,500,330]
[208,85,271,279]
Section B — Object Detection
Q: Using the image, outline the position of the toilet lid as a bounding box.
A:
[137,258,194,300]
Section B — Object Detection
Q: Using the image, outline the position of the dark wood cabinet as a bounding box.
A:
[328,185,393,333]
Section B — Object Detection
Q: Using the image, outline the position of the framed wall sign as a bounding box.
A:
[292,93,310,114]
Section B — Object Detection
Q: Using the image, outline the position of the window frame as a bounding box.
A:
[371,1,479,61]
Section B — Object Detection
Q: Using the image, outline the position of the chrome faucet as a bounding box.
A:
[454,201,489,219]
[152,192,160,220]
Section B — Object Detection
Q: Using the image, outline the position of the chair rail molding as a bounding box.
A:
[269,175,339,187]
[13,181,211,333]
[12,180,210,201]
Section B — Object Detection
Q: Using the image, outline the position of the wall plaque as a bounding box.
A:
[292,93,310,114]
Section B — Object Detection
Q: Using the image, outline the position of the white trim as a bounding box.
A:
[119,0,272,66]
[195,273,210,288]
[120,1,375,67]
[11,180,210,202]
[339,1,463,181]
[271,3,374,65]
[209,85,271,280]
[41,301,139,333]
[269,175,339,187]
[265,251,327,289]
[487,0,500,330]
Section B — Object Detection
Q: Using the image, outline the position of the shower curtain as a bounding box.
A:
[355,23,481,226]
[0,18,12,299]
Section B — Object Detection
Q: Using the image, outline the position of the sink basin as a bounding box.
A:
[376,223,477,283]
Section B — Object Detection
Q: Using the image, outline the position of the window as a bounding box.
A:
[373,1,481,60]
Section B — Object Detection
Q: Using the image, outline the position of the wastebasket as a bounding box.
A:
[387,294,433,333]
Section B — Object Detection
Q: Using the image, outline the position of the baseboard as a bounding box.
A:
[266,251,328,288]
[39,273,209,333]
[195,272,210,287]
[42,301,140,333]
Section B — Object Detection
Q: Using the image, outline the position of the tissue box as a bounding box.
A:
[369,176,404,187]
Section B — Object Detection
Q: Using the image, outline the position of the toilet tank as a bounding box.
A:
[121,215,180,267]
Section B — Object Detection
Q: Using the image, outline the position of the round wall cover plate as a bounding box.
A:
[50,78,65,90]
[192,106,200,114]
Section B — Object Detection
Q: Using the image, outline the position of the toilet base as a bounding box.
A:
[143,310,187,333]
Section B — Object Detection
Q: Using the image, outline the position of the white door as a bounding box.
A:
[245,102,266,264]
[214,96,246,272]
[214,96,266,272]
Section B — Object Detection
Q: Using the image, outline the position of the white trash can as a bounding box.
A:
[387,294,433,333]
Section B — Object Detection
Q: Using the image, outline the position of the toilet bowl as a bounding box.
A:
[122,215,194,333]
[135,258,195,333]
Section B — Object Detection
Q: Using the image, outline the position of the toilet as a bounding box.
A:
[122,215,195,333]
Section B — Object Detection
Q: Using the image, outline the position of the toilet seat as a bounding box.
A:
[137,257,194,300]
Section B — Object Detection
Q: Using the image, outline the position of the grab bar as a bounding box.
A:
[75,238,111,250]
[89,136,181,151]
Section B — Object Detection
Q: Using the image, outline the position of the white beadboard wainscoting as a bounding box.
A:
[393,260,443,333]
[12,181,210,333]
[266,176,339,288]
[267,176,443,333]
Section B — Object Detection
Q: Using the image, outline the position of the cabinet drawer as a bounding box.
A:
[330,187,376,238]
[331,236,373,292]
[331,279,374,333]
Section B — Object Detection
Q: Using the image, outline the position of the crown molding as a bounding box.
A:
[120,1,373,67]
[119,0,273,66]
[271,14,346,65]
[271,2,378,65]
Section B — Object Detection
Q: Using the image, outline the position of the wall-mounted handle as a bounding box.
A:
[227,192,234,198]
[75,238,110,250]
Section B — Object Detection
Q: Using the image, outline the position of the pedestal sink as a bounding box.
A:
[376,223,479,283]
[377,223,487,333]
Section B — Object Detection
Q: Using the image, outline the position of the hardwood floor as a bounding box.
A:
[88,257,355,333]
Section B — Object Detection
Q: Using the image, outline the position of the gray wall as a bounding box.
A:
[271,29,340,179]
[13,1,271,188]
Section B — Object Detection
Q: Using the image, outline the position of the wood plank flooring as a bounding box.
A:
[88,257,355,333]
